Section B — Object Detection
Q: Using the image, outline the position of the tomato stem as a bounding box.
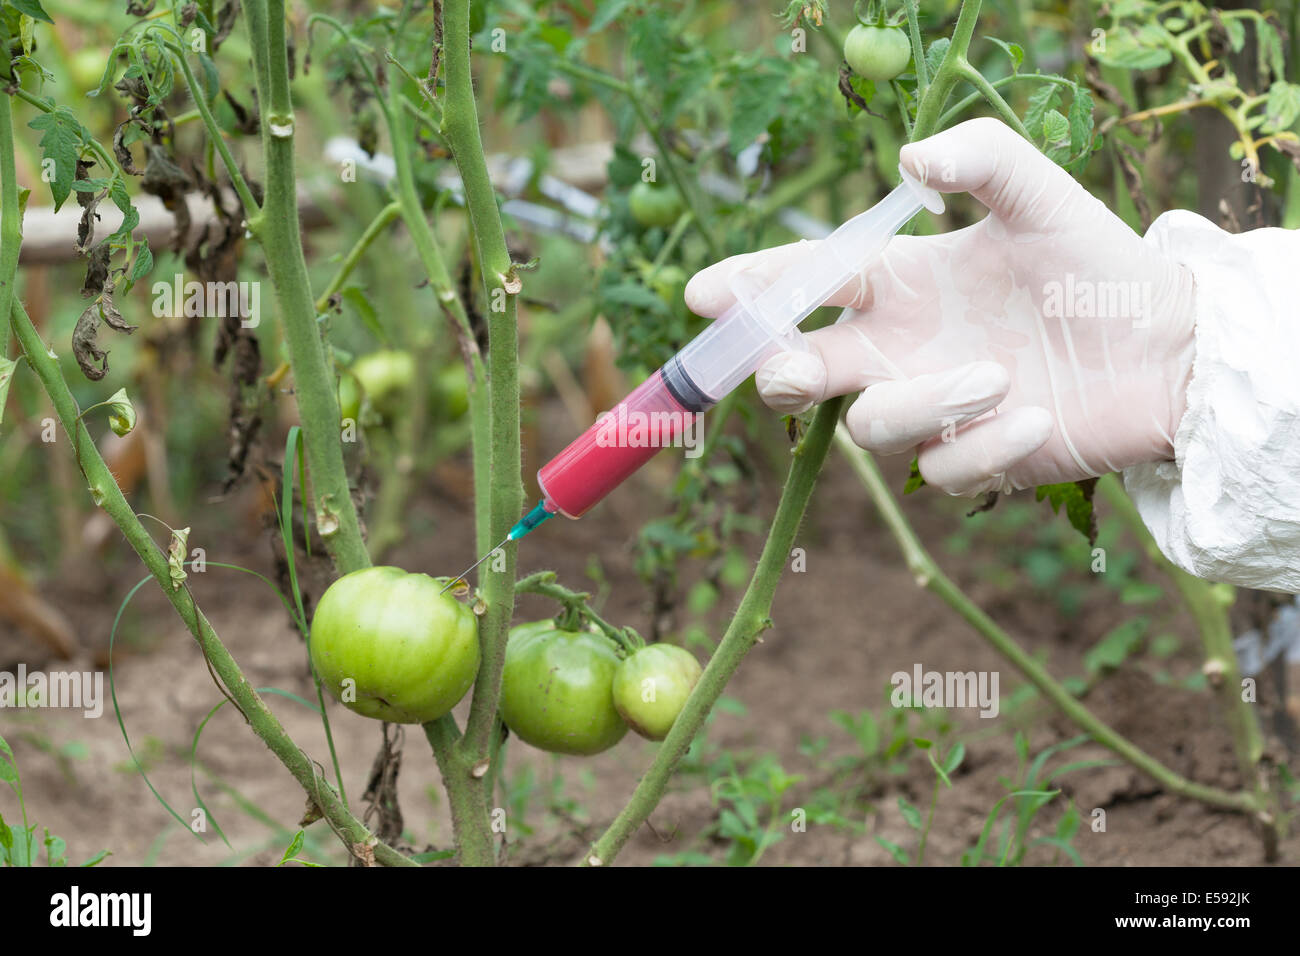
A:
[240,0,373,574]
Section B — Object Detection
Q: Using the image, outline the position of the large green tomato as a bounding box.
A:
[501,621,628,755]
[612,644,702,741]
[310,567,479,724]
[843,24,912,82]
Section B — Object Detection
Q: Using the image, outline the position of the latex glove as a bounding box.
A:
[685,118,1198,496]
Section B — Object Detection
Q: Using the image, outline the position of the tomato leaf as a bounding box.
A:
[27,107,86,211]
[985,36,1024,73]
[1034,479,1097,544]
[1023,83,1061,140]
[903,455,925,494]
[923,37,949,80]
[629,14,672,88]
[131,238,154,281]
[728,70,786,153]
[1093,29,1172,70]
[277,830,306,866]
[1262,81,1300,134]
[9,0,52,24]
[1221,16,1245,54]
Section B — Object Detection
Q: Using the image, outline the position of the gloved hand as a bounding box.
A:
[685,118,1198,496]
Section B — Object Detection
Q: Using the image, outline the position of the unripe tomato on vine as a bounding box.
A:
[843,0,912,83]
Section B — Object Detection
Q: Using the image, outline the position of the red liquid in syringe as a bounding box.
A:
[537,369,704,518]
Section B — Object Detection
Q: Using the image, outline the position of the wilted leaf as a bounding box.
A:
[168,527,191,590]
[72,304,108,380]
[106,387,136,436]
[81,240,110,297]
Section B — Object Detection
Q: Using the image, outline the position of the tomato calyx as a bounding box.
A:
[851,0,903,29]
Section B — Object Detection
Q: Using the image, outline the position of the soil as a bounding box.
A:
[2,422,1296,868]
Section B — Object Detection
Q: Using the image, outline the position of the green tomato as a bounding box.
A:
[501,621,628,755]
[309,567,479,724]
[612,644,702,741]
[337,368,363,425]
[843,24,912,82]
[351,350,415,417]
[628,181,683,229]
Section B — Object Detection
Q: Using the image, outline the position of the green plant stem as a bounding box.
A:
[366,87,477,560]
[911,0,984,138]
[314,200,401,312]
[0,93,18,346]
[423,714,496,865]
[586,396,847,865]
[164,39,261,215]
[833,428,1257,815]
[937,72,1075,129]
[954,61,1030,139]
[514,571,638,652]
[891,80,914,139]
[904,0,928,95]
[243,0,370,574]
[435,0,523,867]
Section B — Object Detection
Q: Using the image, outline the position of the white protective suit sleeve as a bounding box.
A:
[1123,211,1300,594]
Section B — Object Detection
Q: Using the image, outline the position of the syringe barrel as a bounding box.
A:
[536,172,941,522]
[537,368,707,518]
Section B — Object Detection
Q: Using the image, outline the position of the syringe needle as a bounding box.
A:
[439,535,510,595]
[438,500,556,595]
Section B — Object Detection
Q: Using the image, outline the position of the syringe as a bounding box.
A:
[444,167,942,588]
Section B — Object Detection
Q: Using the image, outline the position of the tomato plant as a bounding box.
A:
[0,0,1293,874]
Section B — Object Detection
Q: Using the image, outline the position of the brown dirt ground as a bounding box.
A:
[1,417,1297,868]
